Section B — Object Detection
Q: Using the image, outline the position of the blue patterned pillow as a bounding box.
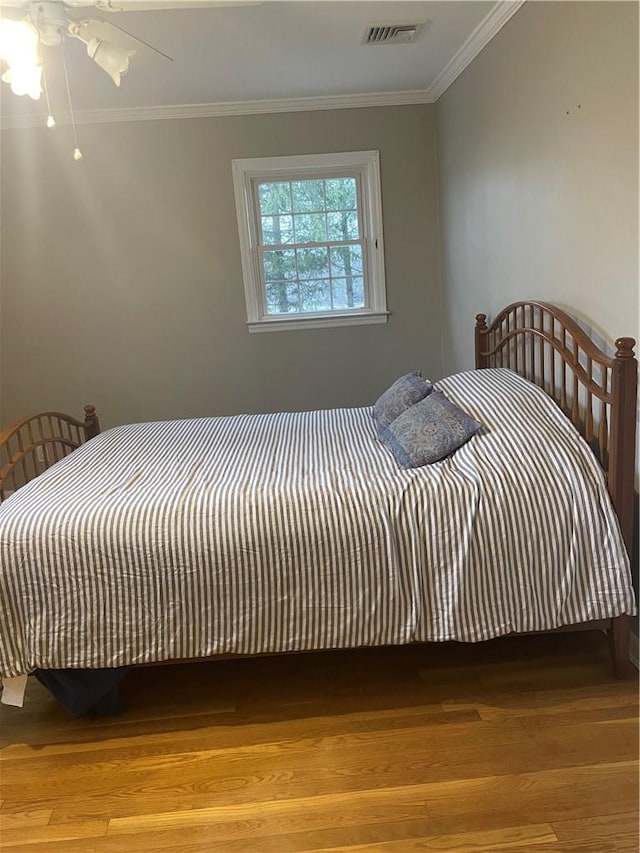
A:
[373,373,433,436]
[381,390,481,468]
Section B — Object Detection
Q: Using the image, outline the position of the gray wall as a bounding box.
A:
[0,105,442,430]
[2,2,638,435]
[437,0,639,374]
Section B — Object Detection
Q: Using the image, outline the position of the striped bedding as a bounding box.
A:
[0,369,634,678]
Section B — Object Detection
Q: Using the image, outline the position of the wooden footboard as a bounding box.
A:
[0,406,100,501]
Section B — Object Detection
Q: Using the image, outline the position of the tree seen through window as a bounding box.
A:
[258,177,364,315]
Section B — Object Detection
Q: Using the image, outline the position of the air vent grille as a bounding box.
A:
[364,23,425,45]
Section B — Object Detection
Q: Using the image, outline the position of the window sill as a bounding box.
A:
[247,311,389,333]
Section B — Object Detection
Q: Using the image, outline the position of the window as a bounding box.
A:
[232,151,387,332]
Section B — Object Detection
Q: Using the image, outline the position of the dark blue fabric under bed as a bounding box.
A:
[34,667,130,718]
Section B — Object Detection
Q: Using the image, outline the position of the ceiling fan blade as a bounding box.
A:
[92,1,263,11]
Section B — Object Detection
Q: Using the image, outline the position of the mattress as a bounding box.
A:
[0,368,634,677]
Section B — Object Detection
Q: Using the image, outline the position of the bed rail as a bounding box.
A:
[0,406,100,502]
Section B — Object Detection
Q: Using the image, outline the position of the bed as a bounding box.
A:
[0,302,637,714]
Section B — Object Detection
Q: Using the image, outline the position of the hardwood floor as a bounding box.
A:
[0,632,638,852]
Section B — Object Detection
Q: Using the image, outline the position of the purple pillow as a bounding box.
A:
[373,373,433,436]
[381,390,481,468]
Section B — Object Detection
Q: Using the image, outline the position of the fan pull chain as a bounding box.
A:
[42,64,55,128]
[61,41,82,160]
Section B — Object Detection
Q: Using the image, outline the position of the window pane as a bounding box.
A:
[285,283,300,312]
[266,281,288,313]
[327,210,359,241]
[258,182,291,216]
[294,213,327,243]
[263,250,296,282]
[262,215,294,245]
[324,177,357,212]
[296,247,329,280]
[329,244,363,278]
[332,276,365,310]
[266,281,299,314]
[351,276,365,306]
[291,180,325,213]
[299,279,332,313]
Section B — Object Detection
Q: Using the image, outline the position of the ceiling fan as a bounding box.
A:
[0,1,260,97]
[0,0,260,157]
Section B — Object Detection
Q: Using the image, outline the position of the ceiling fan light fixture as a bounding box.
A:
[0,18,40,67]
[1,62,42,100]
[85,37,134,87]
[0,18,42,99]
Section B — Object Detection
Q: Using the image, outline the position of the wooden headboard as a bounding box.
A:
[0,407,100,502]
[475,302,637,557]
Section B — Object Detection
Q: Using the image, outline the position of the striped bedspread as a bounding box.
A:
[0,369,634,677]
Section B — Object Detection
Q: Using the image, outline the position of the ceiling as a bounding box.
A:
[0,1,521,126]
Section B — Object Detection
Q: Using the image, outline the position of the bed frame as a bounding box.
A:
[475,302,637,676]
[0,302,636,676]
[0,405,100,501]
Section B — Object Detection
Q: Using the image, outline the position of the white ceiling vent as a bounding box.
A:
[363,22,427,45]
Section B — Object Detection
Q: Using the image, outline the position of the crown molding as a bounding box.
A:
[425,0,526,101]
[0,88,435,130]
[0,1,525,130]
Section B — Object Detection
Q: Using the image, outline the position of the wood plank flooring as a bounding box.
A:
[0,632,637,851]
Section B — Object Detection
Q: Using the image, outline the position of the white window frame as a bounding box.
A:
[232,150,388,333]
